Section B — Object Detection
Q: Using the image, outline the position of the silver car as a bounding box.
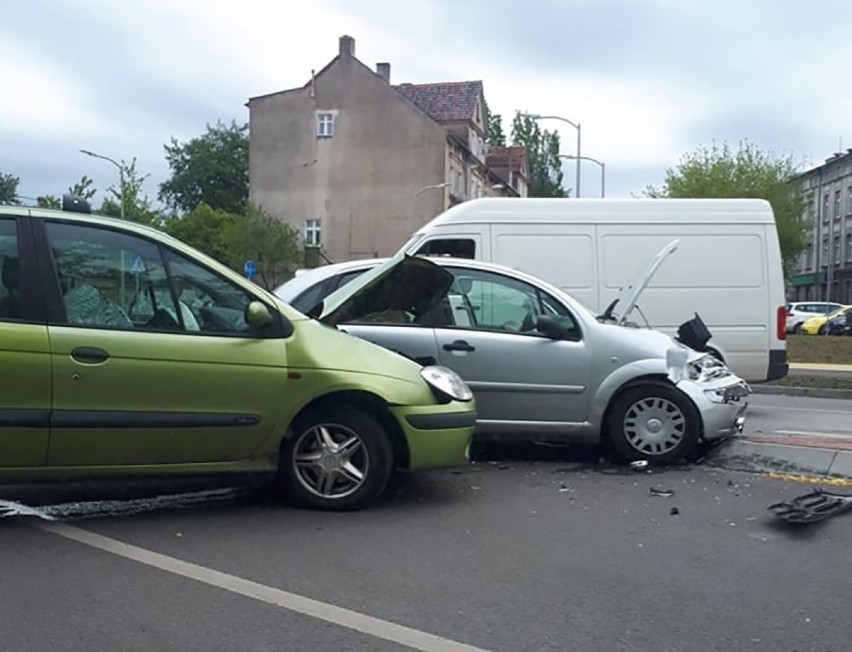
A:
[276,244,749,464]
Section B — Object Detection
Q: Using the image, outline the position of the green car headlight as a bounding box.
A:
[420,366,474,402]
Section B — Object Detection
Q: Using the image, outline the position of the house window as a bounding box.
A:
[847,233,852,263]
[822,238,829,265]
[316,113,334,138]
[823,194,830,222]
[835,190,842,219]
[847,186,852,214]
[304,219,322,248]
[833,235,841,265]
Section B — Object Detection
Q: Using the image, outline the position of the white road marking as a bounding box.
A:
[748,405,851,416]
[38,523,490,652]
[772,430,852,439]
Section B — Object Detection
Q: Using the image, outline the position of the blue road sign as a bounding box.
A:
[129,254,146,275]
[244,260,257,280]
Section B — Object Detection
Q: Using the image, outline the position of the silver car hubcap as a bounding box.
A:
[292,424,368,499]
[623,397,686,456]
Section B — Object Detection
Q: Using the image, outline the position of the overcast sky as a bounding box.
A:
[3,0,852,205]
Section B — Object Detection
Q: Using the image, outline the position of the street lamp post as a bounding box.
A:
[414,181,451,198]
[559,154,606,198]
[521,113,581,198]
[80,149,125,219]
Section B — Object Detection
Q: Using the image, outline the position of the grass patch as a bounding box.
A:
[786,334,852,365]
[766,374,852,390]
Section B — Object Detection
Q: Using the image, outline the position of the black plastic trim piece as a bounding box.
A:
[767,348,789,382]
[405,411,477,430]
[51,411,262,429]
[0,409,50,428]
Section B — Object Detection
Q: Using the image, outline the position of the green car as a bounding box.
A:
[0,198,475,510]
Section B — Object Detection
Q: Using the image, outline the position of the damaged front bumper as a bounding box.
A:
[668,348,750,442]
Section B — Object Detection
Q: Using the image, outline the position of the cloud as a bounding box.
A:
[4,0,852,202]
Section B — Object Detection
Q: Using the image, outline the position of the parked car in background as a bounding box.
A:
[276,244,750,465]
[786,301,844,334]
[0,199,476,511]
[825,310,852,336]
[801,305,852,335]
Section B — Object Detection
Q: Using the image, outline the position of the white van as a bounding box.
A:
[398,197,788,383]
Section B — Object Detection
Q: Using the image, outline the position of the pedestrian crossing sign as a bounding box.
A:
[129,255,146,275]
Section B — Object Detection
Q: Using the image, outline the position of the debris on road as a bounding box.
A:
[649,487,675,498]
[669,507,680,516]
[767,489,852,524]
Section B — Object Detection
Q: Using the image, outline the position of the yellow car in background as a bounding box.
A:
[801,305,852,335]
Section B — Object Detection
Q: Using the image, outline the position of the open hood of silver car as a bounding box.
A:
[316,252,454,327]
[604,239,680,325]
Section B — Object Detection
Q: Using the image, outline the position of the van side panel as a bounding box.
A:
[596,226,770,381]
[491,224,597,310]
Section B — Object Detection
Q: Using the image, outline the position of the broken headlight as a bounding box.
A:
[688,354,731,382]
[704,383,750,404]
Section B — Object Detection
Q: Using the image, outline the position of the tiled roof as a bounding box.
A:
[486,146,527,173]
[395,81,483,123]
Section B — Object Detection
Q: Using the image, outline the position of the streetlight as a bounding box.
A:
[413,181,451,222]
[414,181,451,198]
[521,113,581,198]
[80,149,125,219]
[559,154,606,198]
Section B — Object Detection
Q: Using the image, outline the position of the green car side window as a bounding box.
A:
[162,249,258,335]
[0,218,20,321]
[47,222,178,331]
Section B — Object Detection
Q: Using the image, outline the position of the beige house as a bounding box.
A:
[247,35,524,264]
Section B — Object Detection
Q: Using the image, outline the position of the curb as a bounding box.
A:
[750,385,852,400]
[708,438,852,480]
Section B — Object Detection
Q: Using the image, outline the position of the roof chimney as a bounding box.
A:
[376,62,390,83]
[339,35,355,58]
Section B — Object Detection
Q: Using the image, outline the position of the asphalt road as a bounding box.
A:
[1,395,850,652]
[744,394,852,439]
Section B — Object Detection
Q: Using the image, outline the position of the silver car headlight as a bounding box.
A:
[420,366,474,402]
[704,383,751,404]
[688,354,731,382]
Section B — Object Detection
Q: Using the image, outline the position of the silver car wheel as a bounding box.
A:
[292,424,369,500]
[622,396,686,456]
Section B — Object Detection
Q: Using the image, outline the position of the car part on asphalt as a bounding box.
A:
[767,489,852,524]
[649,487,675,497]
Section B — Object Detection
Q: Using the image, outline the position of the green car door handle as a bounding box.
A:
[71,347,110,364]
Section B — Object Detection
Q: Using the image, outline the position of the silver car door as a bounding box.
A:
[340,323,440,366]
[435,267,592,431]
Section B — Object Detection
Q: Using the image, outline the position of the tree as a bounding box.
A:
[163,203,237,264]
[99,158,162,226]
[159,120,249,215]
[0,173,20,204]
[511,112,566,197]
[68,175,97,201]
[486,107,506,147]
[222,204,301,290]
[37,196,60,208]
[645,140,808,276]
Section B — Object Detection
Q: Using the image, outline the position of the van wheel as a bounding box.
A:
[606,383,700,465]
[278,405,393,511]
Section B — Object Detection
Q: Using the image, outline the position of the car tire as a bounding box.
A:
[605,382,700,465]
[793,323,803,335]
[818,324,827,335]
[278,405,394,511]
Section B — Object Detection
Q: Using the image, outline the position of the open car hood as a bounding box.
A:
[607,239,679,325]
[315,252,454,327]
